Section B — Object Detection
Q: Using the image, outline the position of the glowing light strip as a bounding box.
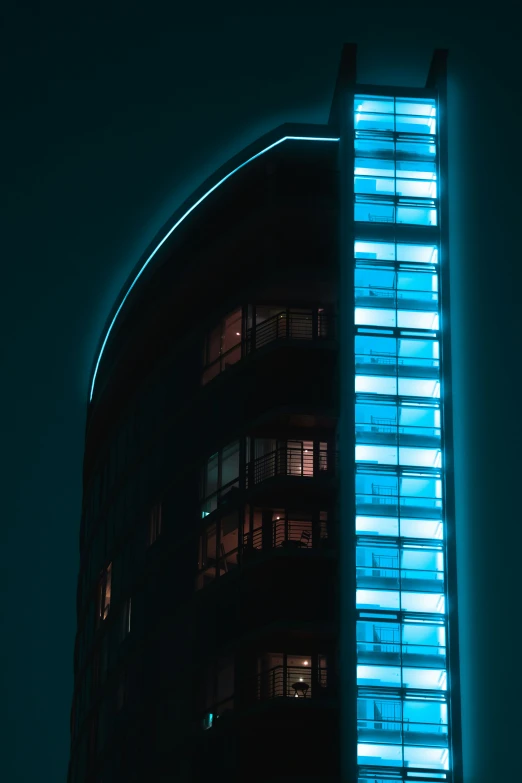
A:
[89,135,340,401]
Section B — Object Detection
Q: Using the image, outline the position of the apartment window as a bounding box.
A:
[356,540,444,614]
[246,438,330,486]
[148,503,162,546]
[355,265,439,331]
[202,308,242,384]
[256,653,328,700]
[201,441,240,516]
[355,399,441,469]
[357,617,446,690]
[201,656,235,727]
[98,563,112,622]
[355,333,440,399]
[196,512,239,590]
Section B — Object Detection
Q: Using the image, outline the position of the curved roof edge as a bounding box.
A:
[89,121,339,403]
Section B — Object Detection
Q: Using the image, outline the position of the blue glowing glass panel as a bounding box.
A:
[353,92,450,778]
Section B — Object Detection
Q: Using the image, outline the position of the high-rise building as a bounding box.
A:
[69,45,461,783]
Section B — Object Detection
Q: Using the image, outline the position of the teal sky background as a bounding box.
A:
[3,2,522,782]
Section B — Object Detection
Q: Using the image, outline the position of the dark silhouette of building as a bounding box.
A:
[68,45,461,783]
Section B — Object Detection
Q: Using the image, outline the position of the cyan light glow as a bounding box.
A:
[354,93,451,776]
[89,135,340,401]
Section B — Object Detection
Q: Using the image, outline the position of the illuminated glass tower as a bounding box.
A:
[335,45,461,783]
[69,44,460,783]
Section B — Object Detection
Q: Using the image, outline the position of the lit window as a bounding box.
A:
[256,653,326,700]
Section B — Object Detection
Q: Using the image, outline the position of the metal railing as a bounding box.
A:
[255,665,328,701]
[355,287,438,305]
[357,641,446,660]
[356,491,442,511]
[246,309,335,352]
[356,351,440,372]
[356,566,444,583]
[202,309,335,385]
[356,423,441,439]
[246,446,332,487]
[368,213,394,223]
[358,717,448,736]
[247,519,325,551]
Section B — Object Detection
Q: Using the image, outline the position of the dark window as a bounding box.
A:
[202,308,242,384]
[200,656,235,725]
[148,503,162,546]
[201,441,240,515]
[98,563,112,622]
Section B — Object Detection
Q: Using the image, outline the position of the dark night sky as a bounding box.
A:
[3,2,522,781]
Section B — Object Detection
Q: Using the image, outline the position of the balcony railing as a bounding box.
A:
[246,309,335,353]
[246,446,332,488]
[355,288,439,313]
[356,492,442,518]
[357,641,446,668]
[356,352,440,378]
[196,514,331,589]
[357,717,448,745]
[246,518,329,552]
[357,421,440,437]
[255,665,329,701]
[356,566,444,591]
[202,309,336,385]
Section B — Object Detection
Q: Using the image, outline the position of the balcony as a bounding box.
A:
[355,491,442,520]
[248,517,327,552]
[356,351,439,380]
[357,640,446,670]
[247,309,335,351]
[255,664,329,702]
[196,511,332,591]
[356,565,444,594]
[357,717,448,748]
[356,421,440,450]
[355,287,438,314]
[246,445,333,488]
[202,308,336,385]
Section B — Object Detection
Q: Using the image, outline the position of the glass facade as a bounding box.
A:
[354,94,451,778]
[354,96,437,226]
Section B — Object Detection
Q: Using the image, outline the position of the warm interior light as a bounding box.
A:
[303,661,309,666]
[299,677,304,681]
[236,332,240,335]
